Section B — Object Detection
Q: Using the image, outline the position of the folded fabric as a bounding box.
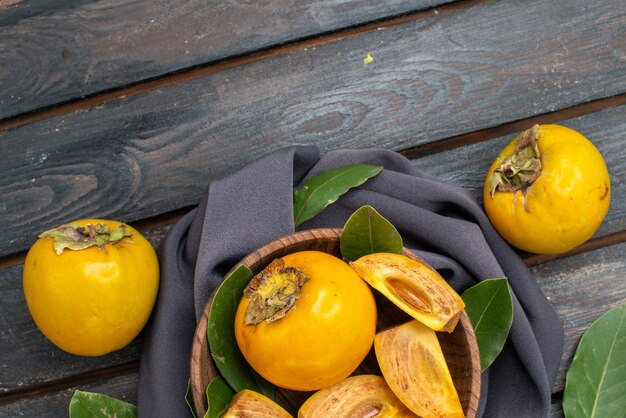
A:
[137,146,564,418]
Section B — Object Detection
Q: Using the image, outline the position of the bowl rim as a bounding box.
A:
[189,227,481,417]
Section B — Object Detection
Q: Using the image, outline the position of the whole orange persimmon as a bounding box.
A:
[484,124,610,254]
[23,219,159,356]
[234,250,377,391]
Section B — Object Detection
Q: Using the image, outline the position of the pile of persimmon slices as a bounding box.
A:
[226,252,466,418]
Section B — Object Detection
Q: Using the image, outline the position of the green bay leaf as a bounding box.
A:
[69,390,136,418]
[207,265,275,399]
[563,303,626,418]
[205,377,236,418]
[293,163,383,227]
[461,278,513,371]
[340,205,403,261]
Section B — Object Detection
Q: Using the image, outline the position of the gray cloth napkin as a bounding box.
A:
[137,146,564,418]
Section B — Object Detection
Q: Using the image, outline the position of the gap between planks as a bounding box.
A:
[0,207,191,269]
[0,357,565,409]
[398,92,626,159]
[0,0,487,131]
[1,88,625,270]
[3,217,624,271]
[0,361,139,406]
[0,89,625,270]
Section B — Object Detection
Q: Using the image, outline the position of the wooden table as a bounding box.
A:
[1,1,624,416]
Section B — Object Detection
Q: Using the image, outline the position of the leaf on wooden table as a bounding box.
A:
[461,278,513,371]
[293,163,383,227]
[340,205,403,262]
[206,265,275,399]
[69,390,136,418]
[563,303,626,418]
[205,377,236,418]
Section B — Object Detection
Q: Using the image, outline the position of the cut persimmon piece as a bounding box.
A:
[298,374,416,418]
[350,253,464,332]
[222,389,292,418]
[375,320,464,418]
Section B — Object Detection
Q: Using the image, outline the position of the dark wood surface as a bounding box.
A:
[1,0,625,258]
[0,0,451,120]
[1,0,624,416]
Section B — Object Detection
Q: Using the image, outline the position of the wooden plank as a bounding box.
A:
[411,105,626,238]
[0,262,137,394]
[532,241,626,393]
[0,371,138,417]
[0,0,452,120]
[0,372,569,417]
[1,0,624,258]
[0,369,570,416]
[0,226,168,394]
[0,373,563,418]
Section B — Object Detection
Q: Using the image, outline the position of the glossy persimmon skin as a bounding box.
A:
[234,250,377,391]
[23,219,159,356]
[484,124,610,254]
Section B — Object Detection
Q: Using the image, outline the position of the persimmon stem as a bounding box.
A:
[39,223,132,255]
[243,259,309,325]
[490,124,542,197]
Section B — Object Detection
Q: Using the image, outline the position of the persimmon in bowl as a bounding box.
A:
[189,228,481,417]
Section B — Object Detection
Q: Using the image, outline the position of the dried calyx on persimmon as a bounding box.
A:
[242,258,309,325]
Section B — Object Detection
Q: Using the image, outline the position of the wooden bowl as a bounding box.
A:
[190,228,481,417]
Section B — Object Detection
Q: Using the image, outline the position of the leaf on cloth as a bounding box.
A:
[563,303,626,418]
[461,278,513,371]
[206,265,275,399]
[69,390,136,418]
[293,163,383,227]
[186,380,198,418]
[205,377,236,418]
[340,205,403,261]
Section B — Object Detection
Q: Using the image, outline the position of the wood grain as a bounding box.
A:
[0,371,138,417]
[0,371,566,417]
[1,1,625,415]
[411,105,626,238]
[531,242,626,392]
[1,0,624,258]
[0,0,452,120]
[0,263,142,394]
